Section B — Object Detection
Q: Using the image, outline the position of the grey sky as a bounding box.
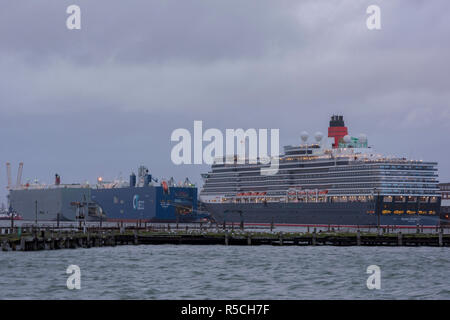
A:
[1,0,449,202]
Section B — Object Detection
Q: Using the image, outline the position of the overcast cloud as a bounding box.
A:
[0,0,449,201]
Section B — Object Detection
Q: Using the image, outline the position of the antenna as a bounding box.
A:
[300,131,309,144]
[358,134,367,143]
[314,132,324,143]
[343,135,351,143]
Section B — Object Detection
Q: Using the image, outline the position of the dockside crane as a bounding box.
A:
[5,162,24,190]
[16,162,23,188]
[6,162,12,190]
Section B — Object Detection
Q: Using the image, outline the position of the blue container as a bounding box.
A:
[130,173,136,187]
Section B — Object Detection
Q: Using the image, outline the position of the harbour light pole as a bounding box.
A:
[374,188,381,232]
[35,200,38,225]
[375,188,381,233]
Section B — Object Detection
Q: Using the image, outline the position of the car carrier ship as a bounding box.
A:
[200,115,442,227]
[8,166,207,222]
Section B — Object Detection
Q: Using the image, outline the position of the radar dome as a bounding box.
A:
[358,134,367,143]
[343,135,351,143]
[300,131,309,143]
[314,131,323,142]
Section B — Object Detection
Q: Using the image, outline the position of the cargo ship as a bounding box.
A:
[8,166,208,222]
[200,115,442,227]
[91,167,207,223]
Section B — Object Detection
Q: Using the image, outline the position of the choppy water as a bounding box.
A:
[0,245,449,299]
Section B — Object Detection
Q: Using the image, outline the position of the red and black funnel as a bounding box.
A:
[328,115,348,148]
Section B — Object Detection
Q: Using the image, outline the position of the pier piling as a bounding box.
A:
[1,240,8,251]
[134,230,138,245]
[0,223,448,251]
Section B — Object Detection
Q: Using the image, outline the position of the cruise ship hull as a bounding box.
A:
[204,202,441,227]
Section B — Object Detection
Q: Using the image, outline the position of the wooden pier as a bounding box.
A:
[1,224,449,251]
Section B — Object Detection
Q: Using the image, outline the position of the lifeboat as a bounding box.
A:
[161,181,169,194]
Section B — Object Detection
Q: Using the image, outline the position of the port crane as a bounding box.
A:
[5,162,11,190]
[5,162,23,190]
[16,162,23,188]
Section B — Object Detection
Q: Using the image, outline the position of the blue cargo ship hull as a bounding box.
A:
[91,186,207,222]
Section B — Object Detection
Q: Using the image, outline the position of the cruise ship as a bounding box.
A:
[200,116,442,226]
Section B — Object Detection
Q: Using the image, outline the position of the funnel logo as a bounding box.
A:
[160,201,170,209]
[133,195,144,210]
